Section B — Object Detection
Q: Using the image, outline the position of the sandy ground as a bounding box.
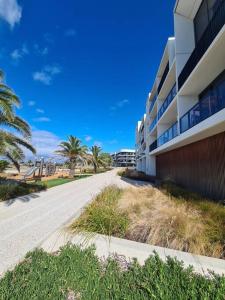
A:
[1,167,92,181]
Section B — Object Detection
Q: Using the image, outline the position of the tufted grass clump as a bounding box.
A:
[71,185,129,237]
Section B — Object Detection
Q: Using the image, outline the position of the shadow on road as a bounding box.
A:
[4,192,43,207]
[120,176,153,187]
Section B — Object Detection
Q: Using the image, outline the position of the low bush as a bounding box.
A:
[71,185,129,237]
[0,245,224,299]
[83,167,112,174]
[0,179,46,202]
[118,168,156,183]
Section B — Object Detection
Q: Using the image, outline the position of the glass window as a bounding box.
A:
[194,0,222,43]
[194,0,209,42]
[208,0,222,19]
[215,72,225,108]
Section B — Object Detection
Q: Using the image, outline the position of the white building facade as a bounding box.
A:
[136,0,225,200]
[112,149,136,167]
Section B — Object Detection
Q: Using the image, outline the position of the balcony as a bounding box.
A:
[158,62,169,94]
[158,122,178,147]
[149,122,178,152]
[149,140,157,152]
[178,0,225,90]
[180,94,225,133]
[149,116,157,132]
[158,84,177,120]
[149,94,157,113]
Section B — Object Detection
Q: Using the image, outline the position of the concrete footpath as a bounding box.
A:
[0,169,148,275]
[42,230,225,276]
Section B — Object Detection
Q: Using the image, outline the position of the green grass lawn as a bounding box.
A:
[42,175,91,189]
[0,175,92,202]
[0,244,224,300]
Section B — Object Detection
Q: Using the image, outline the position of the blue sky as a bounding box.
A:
[0,0,174,157]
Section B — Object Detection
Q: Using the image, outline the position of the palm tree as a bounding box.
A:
[0,70,36,171]
[56,135,88,177]
[90,145,106,173]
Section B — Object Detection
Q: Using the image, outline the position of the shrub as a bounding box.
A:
[0,179,46,202]
[118,168,156,183]
[71,185,129,237]
[0,245,225,299]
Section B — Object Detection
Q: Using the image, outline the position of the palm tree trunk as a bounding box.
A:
[69,160,76,177]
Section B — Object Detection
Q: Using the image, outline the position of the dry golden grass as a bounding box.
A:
[118,186,225,258]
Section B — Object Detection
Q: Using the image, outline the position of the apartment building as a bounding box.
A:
[136,115,147,173]
[111,149,136,167]
[136,0,225,200]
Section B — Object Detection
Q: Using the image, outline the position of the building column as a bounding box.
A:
[146,154,156,176]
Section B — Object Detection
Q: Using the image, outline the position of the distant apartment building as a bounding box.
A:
[136,0,225,200]
[112,149,136,167]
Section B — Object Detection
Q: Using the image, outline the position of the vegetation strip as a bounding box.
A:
[0,175,92,202]
[0,244,224,299]
[0,178,46,202]
[39,175,92,189]
[71,184,225,259]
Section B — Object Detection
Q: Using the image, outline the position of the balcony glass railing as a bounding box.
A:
[158,122,178,147]
[180,94,225,133]
[178,0,225,90]
[149,122,178,152]
[149,116,157,132]
[158,84,177,120]
[158,62,169,94]
[149,94,157,113]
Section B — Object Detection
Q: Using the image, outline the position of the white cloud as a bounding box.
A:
[65,28,76,37]
[33,71,52,85]
[85,135,92,142]
[30,130,61,157]
[0,0,22,29]
[117,99,129,107]
[110,99,129,111]
[36,108,44,114]
[34,44,48,56]
[33,117,51,122]
[28,101,36,106]
[44,65,61,75]
[11,43,29,61]
[33,64,61,85]
[21,43,28,54]
[11,49,21,60]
